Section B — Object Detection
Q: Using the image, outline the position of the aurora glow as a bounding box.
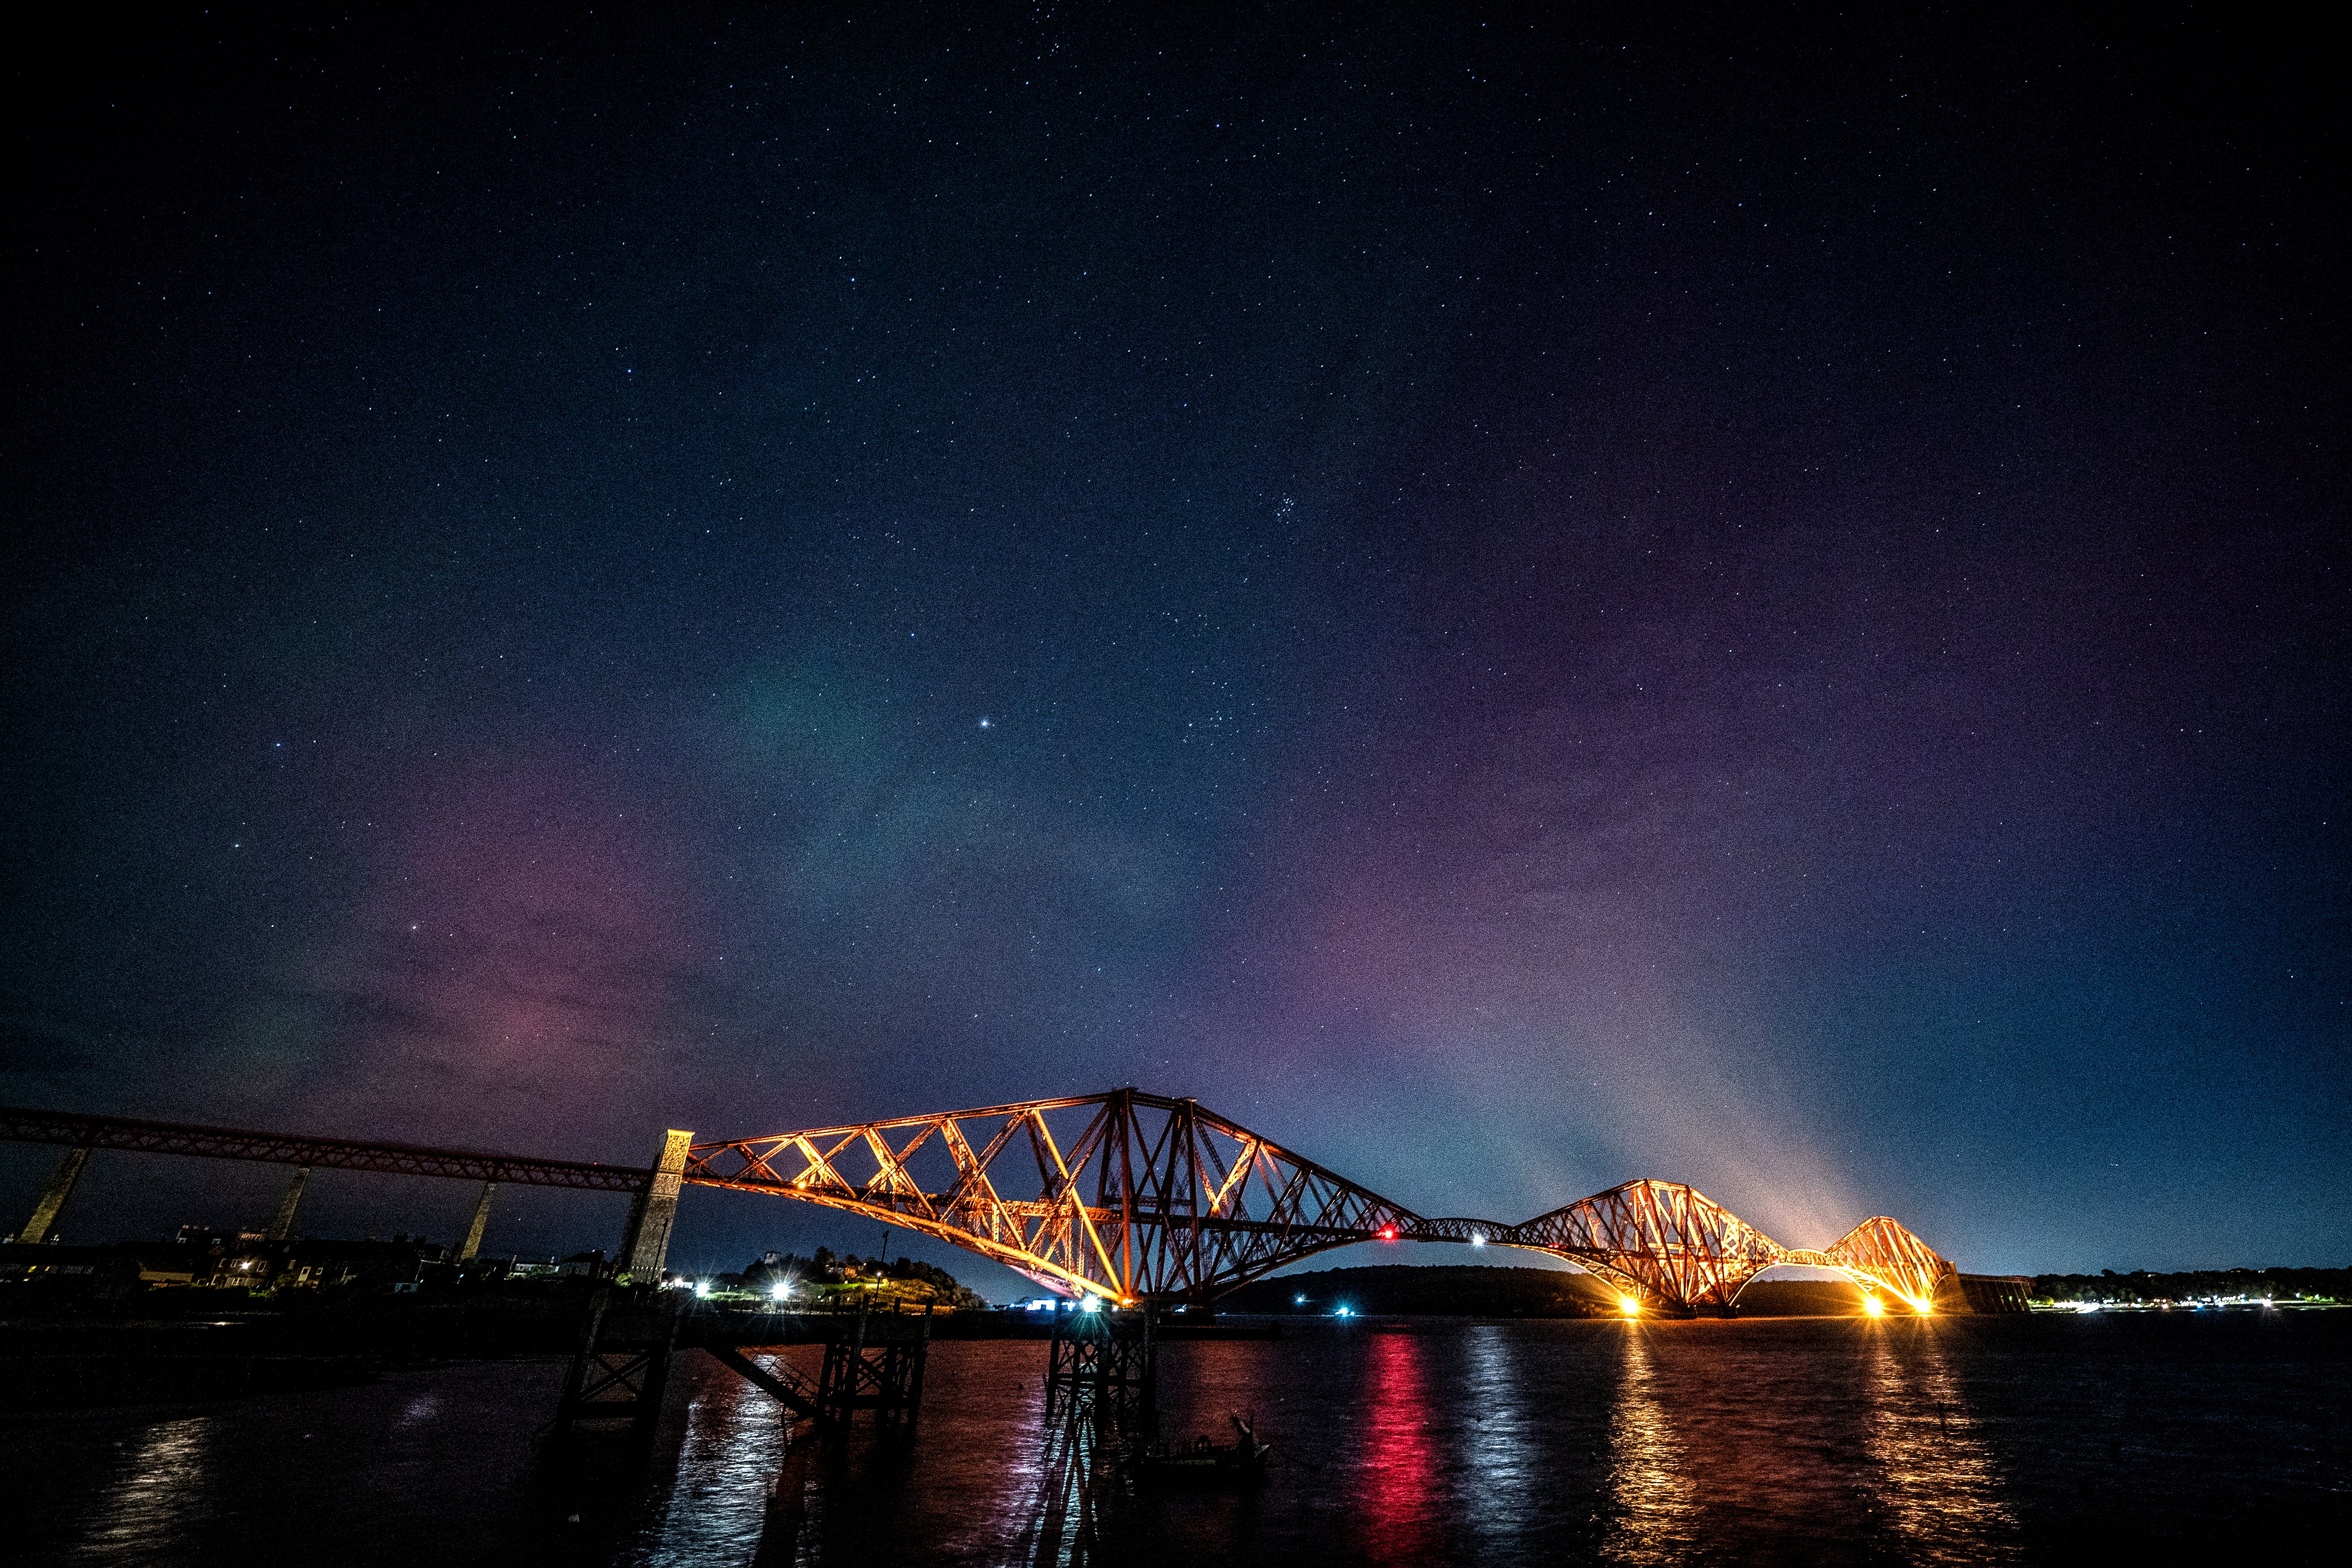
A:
[4,8,2340,1289]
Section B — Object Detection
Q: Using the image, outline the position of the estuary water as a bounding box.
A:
[5,1312,2345,1565]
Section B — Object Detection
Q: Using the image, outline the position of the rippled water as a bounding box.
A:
[7,1312,2345,1564]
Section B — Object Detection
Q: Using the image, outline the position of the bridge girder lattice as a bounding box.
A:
[685,1088,1958,1312]
[684,1088,1419,1305]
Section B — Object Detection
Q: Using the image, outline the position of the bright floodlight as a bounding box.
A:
[1081,1295,1100,1312]
[694,1281,711,1298]
[1863,1296,1885,1316]
[1471,1234,1486,1246]
[1912,1298,1933,1314]
[1619,1295,1641,1316]
[770,1282,790,1301]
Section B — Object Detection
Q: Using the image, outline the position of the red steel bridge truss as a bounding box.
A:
[684,1088,1960,1313]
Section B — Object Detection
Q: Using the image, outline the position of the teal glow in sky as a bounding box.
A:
[4,6,2342,1284]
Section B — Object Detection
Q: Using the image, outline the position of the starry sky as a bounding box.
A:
[5,5,2343,1290]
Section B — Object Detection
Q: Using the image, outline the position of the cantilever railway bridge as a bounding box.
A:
[6,1088,1961,1314]
[685,1088,1959,1313]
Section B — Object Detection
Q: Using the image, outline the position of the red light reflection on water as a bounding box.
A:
[1355,1331,1440,1564]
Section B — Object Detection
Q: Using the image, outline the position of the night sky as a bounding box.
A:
[6,5,2343,1292]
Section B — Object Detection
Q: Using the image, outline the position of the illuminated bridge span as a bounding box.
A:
[686,1088,1959,1314]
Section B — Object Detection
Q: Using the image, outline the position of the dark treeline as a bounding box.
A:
[1228,1265,2350,1316]
[2033,1268,2348,1303]
[1223,1265,1618,1317]
[728,1249,988,1310]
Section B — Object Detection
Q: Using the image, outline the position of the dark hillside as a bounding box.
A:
[1221,1265,1618,1317]
[1733,1279,1873,1316]
[1222,1267,1879,1317]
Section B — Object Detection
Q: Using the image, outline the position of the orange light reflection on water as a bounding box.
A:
[1605,1326,1699,1565]
[1861,1318,2022,1563]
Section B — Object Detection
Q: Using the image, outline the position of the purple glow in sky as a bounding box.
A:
[4,7,2342,1291]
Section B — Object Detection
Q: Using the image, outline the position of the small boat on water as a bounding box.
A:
[1130,1413,1272,1482]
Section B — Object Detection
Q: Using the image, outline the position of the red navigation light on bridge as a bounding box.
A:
[681,1089,1422,1306]
[1,1090,1967,1317]
[679,1087,1963,1314]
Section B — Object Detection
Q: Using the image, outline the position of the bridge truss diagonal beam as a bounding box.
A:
[1429,1186,1954,1312]
[690,1089,1960,1313]
[7,1093,1963,1314]
[1488,1179,1795,1311]
[685,1088,1425,1305]
[1814,1216,1960,1306]
[0,1105,655,1192]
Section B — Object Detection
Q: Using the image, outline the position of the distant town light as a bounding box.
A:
[1294,1294,1307,1305]
[1335,1305,1354,1318]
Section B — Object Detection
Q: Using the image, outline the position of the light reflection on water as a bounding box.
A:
[627,1349,788,1566]
[1356,1329,1441,1564]
[1456,1324,1536,1562]
[1003,1400,1108,1567]
[6,1314,2342,1565]
[1861,1323,2020,1565]
[393,1392,441,1430]
[1605,1328,1699,1564]
[81,1414,216,1560]
[978,1342,1079,1568]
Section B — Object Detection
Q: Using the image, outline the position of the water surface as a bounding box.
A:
[6,1312,2344,1564]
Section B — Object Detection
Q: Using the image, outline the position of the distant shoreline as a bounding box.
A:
[1217,1264,1873,1318]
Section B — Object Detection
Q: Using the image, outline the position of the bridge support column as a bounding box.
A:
[17,1145,92,1245]
[685,1303,931,1428]
[815,1303,931,1425]
[264,1166,310,1241]
[1045,1306,1155,1431]
[618,1129,692,1281]
[617,1191,647,1269]
[457,1180,496,1261]
[554,1285,681,1436]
